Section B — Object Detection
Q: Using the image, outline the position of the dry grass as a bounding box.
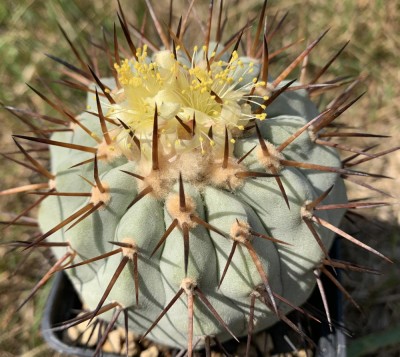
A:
[0,0,399,356]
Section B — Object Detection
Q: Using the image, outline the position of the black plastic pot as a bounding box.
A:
[41,245,346,357]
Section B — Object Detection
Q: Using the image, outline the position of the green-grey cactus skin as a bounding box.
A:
[38,46,347,350]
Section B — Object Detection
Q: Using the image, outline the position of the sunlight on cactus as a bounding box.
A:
[1,0,397,356]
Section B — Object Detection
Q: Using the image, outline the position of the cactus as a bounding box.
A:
[2,1,394,356]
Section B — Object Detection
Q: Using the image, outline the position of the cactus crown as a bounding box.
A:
[2,1,395,356]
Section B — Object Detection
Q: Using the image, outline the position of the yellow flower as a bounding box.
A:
[111,45,268,163]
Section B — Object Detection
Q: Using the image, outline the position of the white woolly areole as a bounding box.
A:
[180,277,197,295]
[121,238,138,260]
[208,158,245,190]
[256,140,284,172]
[90,182,110,207]
[48,178,57,190]
[165,193,197,228]
[301,200,314,220]
[170,151,211,184]
[230,219,252,244]
[139,169,174,200]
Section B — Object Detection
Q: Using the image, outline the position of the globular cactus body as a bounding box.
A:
[38,48,346,349]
